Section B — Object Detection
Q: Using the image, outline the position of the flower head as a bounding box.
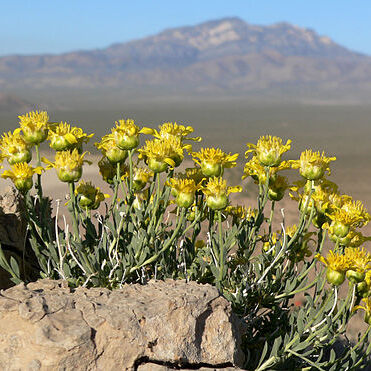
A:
[246,136,291,167]
[201,177,242,210]
[48,122,94,151]
[268,175,290,201]
[95,134,128,163]
[138,137,184,172]
[192,148,238,177]
[345,247,371,273]
[0,131,32,164]
[328,199,370,230]
[142,122,201,151]
[167,177,201,208]
[75,181,109,209]
[98,157,128,184]
[1,162,43,193]
[111,118,143,150]
[225,205,256,225]
[316,250,353,285]
[121,167,153,191]
[17,110,49,144]
[242,156,290,184]
[43,149,90,183]
[291,150,336,180]
[353,298,371,325]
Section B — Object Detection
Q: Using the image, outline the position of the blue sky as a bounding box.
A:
[1,0,370,56]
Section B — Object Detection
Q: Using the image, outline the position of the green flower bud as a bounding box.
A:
[326,268,345,286]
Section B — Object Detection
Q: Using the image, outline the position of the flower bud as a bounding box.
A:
[206,194,228,210]
[14,177,33,193]
[8,150,32,165]
[105,147,128,164]
[148,158,168,173]
[176,192,195,209]
[201,161,223,177]
[332,221,350,238]
[346,269,365,284]
[326,268,345,286]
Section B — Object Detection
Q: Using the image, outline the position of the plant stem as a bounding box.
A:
[34,144,43,200]
[128,149,134,195]
[69,182,80,242]
[217,210,225,283]
[129,208,186,273]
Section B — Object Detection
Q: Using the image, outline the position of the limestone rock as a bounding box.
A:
[0,186,26,251]
[0,279,245,370]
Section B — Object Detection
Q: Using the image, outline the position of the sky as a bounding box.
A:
[1,0,371,56]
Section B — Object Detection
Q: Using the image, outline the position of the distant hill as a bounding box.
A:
[1,17,371,103]
[0,93,34,113]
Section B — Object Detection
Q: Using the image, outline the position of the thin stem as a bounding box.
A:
[287,349,325,371]
[128,149,134,195]
[129,208,186,273]
[34,144,43,200]
[217,210,224,283]
[69,182,80,242]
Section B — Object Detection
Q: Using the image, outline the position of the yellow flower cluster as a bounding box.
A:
[316,247,371,288]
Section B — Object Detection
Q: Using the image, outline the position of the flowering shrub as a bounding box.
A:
[0,111,371,369]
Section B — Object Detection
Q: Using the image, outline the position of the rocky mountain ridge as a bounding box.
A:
[1,17,370,102]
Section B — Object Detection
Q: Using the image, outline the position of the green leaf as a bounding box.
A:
[271,336,282,357]
[257,341,269,367]
[10,256,20,278]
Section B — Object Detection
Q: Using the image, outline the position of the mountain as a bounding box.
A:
[1,17,371,103]
[0,93,34,113]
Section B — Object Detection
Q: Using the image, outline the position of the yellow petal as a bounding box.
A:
[139,127,155,135]
[65,133,78,144]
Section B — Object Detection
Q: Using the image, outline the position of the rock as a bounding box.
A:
[0,186,26,251]
[0,186,27,289]
[0,279,245,370]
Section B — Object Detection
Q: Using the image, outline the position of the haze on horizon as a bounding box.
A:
[1,0,371,56]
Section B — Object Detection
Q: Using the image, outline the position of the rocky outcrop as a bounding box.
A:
[0,279,245,370]
[0,186,27,289]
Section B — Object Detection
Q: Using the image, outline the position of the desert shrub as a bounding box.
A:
[0,111,370,370]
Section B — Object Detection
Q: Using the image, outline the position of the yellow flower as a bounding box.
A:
[167,177,201,208]
[327,199,370,237]
[138,137,184,172]
[242,156,291,184]
[268,175,290,201]
[111,118,144,150]
[246,136,291,167]
[291,150,336,180]
[75,181,109,209]
[121,167,153,191]
[286,225,314,262]
[1,162,43,193]
[316,251,352,272]
[262,232,278,253]
[184,167,205,184]
[48,122,94,151]
[43,149,90,183]
[97,157,128,185]
[201,177,242,210]
[95,134,128,163]
[353,297,371,325]
[225,205,256,224]
[142,122,201,151]
[0,130,32,164]
[365,270,371,288]
[316,250,353,285]
[192,148,238,177]
[17,110,49,144]
[345,247,371,272]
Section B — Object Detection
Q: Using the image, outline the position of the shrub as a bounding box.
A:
[0,111,370,369]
